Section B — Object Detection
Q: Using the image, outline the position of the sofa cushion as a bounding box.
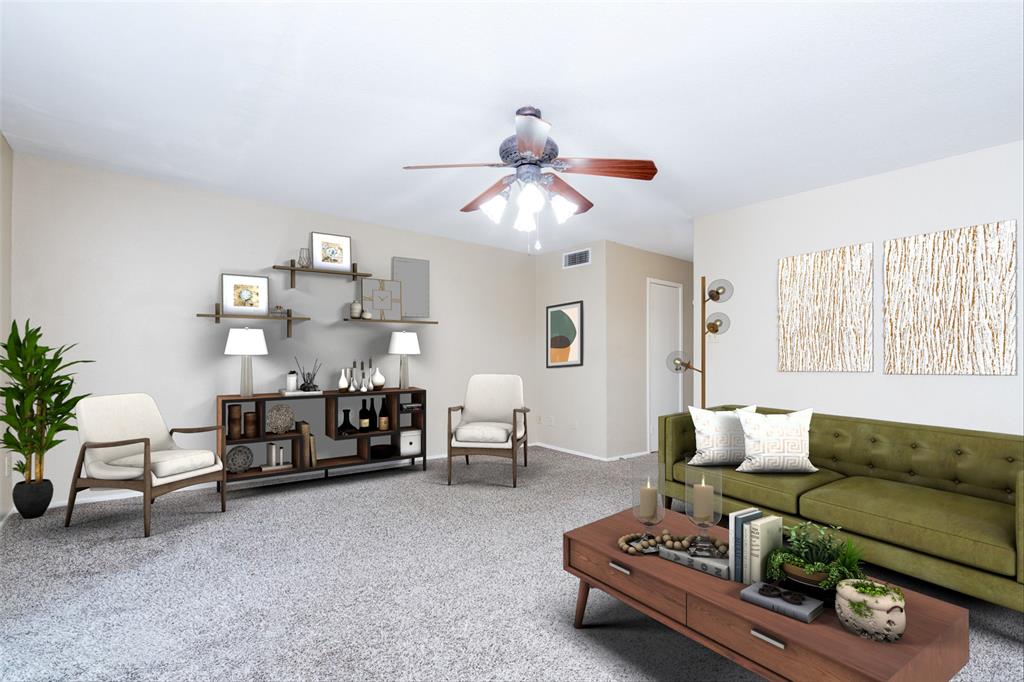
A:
[108,449,217,479]
[673,460,844,514]
[801,476,1016,577]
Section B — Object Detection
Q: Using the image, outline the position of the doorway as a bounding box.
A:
[647,278,683,452]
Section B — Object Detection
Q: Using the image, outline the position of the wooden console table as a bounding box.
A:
[564,509,968,682]
[216,387,427,484]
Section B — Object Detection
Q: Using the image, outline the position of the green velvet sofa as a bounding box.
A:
[658,406,1024,611]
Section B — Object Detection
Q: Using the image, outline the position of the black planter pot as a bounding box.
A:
[13,479,54,519]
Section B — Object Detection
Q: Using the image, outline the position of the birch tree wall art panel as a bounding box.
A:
[884,220,1017,375]
[778,242,873,372]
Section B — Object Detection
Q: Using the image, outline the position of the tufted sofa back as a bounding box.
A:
[663,406,1024,506]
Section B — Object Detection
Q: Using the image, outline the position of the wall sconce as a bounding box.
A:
[665,276,733,408]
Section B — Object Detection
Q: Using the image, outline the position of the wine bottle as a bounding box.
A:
[359,399,370,432]
[377,396,390,431]
[368,398,378,432]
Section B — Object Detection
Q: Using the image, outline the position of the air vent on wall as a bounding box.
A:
[562,248,591,269]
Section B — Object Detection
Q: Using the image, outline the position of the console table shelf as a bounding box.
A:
[273,259,372,287]
[216,387,427,487]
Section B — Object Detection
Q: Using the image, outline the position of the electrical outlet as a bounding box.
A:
[544,416,555,426]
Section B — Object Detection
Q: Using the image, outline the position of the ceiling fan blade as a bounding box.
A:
[515,114,551,158]
[460,175,514,212]
[545,174,594,214]
[404,162,508,170]
[554,157,658,181]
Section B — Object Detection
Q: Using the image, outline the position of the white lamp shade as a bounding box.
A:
[388,331,421,355]
[224,328,268,356]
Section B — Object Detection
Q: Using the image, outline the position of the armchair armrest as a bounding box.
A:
[1017,469,1023,584]
[513,407,530,438]
[447,406,463,439]
[80,438,152,481]
[169,425,221,435]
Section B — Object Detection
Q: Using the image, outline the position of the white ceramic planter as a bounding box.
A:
[835,579,906,642]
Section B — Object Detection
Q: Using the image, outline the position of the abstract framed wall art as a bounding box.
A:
[311,232,352,272]
[884,220,1017,375]
[361,278,403,321]
[546,301,583,368]
[777,242,873,372]
[221,274,269,316]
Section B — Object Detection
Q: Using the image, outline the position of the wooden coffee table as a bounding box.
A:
[564,509,968,682]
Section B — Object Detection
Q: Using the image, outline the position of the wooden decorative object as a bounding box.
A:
[884,220,1017,375]
[778,242,873,372]
[196,303,309,338]
[273,259,372,287]
[227,404,242,440]
[565,509,969,681]
[343,317,438,325]
[243,411,257,438]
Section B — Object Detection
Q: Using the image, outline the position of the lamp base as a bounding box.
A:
[240,355,253,397]
[399,354,410,389]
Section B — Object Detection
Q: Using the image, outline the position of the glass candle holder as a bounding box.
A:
[684,466,722,557]
[630,457,665,533]
[298,247,312,269]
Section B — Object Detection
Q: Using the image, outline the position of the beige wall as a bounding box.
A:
[605,241,693,456]
[0,135,12,517]
[533,241,608,456]
[694,141,1024,434]
[10,154,537,505]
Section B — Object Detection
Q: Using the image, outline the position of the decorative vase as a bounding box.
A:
[371,367,386,388]
[351,301,363,318]
[13,479,54,519]
[359,377,369,392]
[835,579,906,642]
[338,368,350,391]
[361,311,373,320]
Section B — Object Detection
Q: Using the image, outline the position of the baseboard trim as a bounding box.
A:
[532,442,651,461]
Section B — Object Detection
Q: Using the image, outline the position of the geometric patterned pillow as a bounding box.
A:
[687,405,757,466]
[735,408,818,473]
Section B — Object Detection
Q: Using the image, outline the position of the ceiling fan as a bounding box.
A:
[403,106,658,238]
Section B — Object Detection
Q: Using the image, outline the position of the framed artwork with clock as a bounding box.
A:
[222,274,269,316]
[361,278,403,320]
[311,232,352,272]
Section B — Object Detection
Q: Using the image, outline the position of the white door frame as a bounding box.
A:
[646,277,684,452]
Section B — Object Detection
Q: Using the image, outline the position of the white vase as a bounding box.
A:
[338,369,349,391]
[351,301,363,318]
[371,367,385,388]
[360,377,369,392]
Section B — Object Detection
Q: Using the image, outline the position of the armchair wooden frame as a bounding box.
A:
[64,425,227,537]
[447,406,530,487]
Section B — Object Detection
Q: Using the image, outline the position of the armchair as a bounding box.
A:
[65,393,226,537]
[447,374,529,487]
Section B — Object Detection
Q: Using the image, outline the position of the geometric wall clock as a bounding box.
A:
[778,242,874,372]
[884,220,1017,375]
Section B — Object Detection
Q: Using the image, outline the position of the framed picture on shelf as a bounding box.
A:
[392,257,430,318]
[222,274,269,316]
[361,278,403,320]
[546,300,583,368]
[311,232,352,272]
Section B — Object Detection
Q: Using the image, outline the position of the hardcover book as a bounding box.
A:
[659,546,731,580]
[748,516,783,584]
[731,508,762,582]
[740,582,824,623]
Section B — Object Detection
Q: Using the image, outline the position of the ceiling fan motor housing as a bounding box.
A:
[500,135,559,166]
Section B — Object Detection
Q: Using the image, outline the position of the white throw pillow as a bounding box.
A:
[687,405,757,466]
[736,409,817,473]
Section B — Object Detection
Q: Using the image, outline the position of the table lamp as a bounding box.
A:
[388,331,420,389]
[224,328,268,397]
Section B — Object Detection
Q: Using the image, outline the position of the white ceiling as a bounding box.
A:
[2,3,1022,260]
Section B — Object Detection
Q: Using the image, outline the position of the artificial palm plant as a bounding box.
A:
[0,320,90,515]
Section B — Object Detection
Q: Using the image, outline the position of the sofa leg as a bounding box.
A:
[664,496,673,510]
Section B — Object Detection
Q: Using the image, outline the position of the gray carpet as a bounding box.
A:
[1,449,1021,681]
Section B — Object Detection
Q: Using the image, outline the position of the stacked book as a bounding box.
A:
[727,507,783,585]
[740,582,824,623]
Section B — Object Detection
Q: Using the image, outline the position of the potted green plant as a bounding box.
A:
[766,521,865,591]
[1,320,90,519]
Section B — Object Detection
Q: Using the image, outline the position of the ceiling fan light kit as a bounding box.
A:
[404,106,657,247]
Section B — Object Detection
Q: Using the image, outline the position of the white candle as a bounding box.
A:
[638,477,658,522]
[692,475,714,524]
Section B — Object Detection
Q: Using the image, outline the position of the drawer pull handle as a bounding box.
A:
[608,562,631,576]
[750,629,785,650]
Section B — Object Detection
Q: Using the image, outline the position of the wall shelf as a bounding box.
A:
[344,317,438,325]
[196,304,309,337]
[273,259,372,287]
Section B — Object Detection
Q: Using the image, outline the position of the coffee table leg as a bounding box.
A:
[574,579,591,628]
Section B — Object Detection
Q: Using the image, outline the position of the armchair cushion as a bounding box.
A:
[454,421,523,443]
[462,374,525,424]
[77,393,177,465]
[108,449,217,479]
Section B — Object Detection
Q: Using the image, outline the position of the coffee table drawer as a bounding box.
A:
[568,539,687,623]
[688,596,867,682]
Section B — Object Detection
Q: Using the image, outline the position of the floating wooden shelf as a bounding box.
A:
[273,259,372,287]
[344,318,438,325]
[196,304,309,338]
